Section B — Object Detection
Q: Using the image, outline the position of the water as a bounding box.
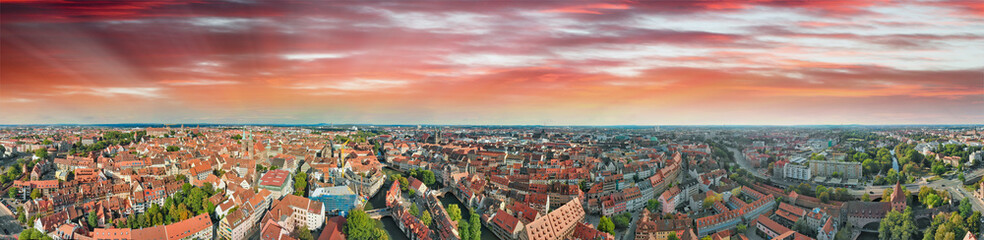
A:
[380,216,410,240]
[438,194,501,240]
[366,180,410,240]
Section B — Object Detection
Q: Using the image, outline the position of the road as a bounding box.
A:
[728,147,766,179]
[0,199,23,238]
[727,146,984,212]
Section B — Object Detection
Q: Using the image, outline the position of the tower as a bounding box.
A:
[890,181,906,212]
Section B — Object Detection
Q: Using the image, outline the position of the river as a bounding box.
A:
[438,194,501,240]
[365,180,410,240]
[369,166,501,240]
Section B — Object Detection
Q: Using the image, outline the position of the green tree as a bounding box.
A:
[87,211,98,229]
[410,204,419,217]
[925,194,942,208]
[959,198,973,218]
[470,212,481,240]
[879,207,916,240]
[421,170,436,186]
[9,187,18,198]
[613,213,631,229]
[293,226,314,240]
[34,148,48,159]
[293,172,308,196]
[30,188,40,199]
[344,209,388,240]
[166,146,180,152]
[667,232,679,240]
[598,216,615,234]
[421,210,432,226]
[862,193,870,202]
[646,199,661,212]
[458,220,472,240]
[819,191,831,203]
[446,204,462,221]
[968,211,981,235]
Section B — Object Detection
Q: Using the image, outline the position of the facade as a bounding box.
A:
[809,160,862,179]
[262,194,326,233]
[783,164,811,181]
[490,209,525,240]
[310,186,359,214]
[520,199,585,240]
[258,170,294,199]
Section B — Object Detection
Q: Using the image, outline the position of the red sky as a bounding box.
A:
[1,0,982,125]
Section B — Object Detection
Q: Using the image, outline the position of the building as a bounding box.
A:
[88,213,213,240]
[520,198,585,240]
[310,186,359,215]
[755,214,792,239]
[490,209,525,240]
[783,164,811,181]
[809,160,862,179]
[658,186,682,214]
[774,202,806,226]
[262,194,326,233]
[259,170,294,199]
[165,213,214,240]
[635,209,693,240]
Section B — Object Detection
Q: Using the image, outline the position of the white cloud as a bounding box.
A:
[282,53,355,61]
[57,86,164,98]
[0,98,35,103]
[441,53,547,68]
[286,79,409,92]
[161,79,240,86]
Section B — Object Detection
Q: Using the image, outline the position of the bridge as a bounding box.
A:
[431,186,452,198]
[366,208,393,219]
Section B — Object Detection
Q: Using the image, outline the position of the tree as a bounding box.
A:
[410,204,419,217]
[598,216,615,235]
[879,207,916,240]
[446,204,462,221]
[9,187,18,198]
[399,177,410,191]
[924,194,942,208]
[34,148,48,159]
[30,188,40,199]
[470,212,481,239]
[166,146,180,152]
[421,170,436,186]
[862,193,870,202]
[968,211,981,235]
[959,198,973,218]
[458,221,472,240]
[345,209,388,240]
[292,226,314,240]
[421,211,432,226]
[87,211,98,229]
[819,191,831,203]
[293,172,308,197]
[409,189,416,197]
[646,199,661,212]
[737,223,747,232]
[667,232,680,240]
[613,213,631,229]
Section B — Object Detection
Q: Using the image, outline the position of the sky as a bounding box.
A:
[1,0,982,125]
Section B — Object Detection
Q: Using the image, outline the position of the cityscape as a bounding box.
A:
[1,1,983,240]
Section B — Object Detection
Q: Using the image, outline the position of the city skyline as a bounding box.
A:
[2,1,983,125]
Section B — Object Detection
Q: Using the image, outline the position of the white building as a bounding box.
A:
[784,164,811,181]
